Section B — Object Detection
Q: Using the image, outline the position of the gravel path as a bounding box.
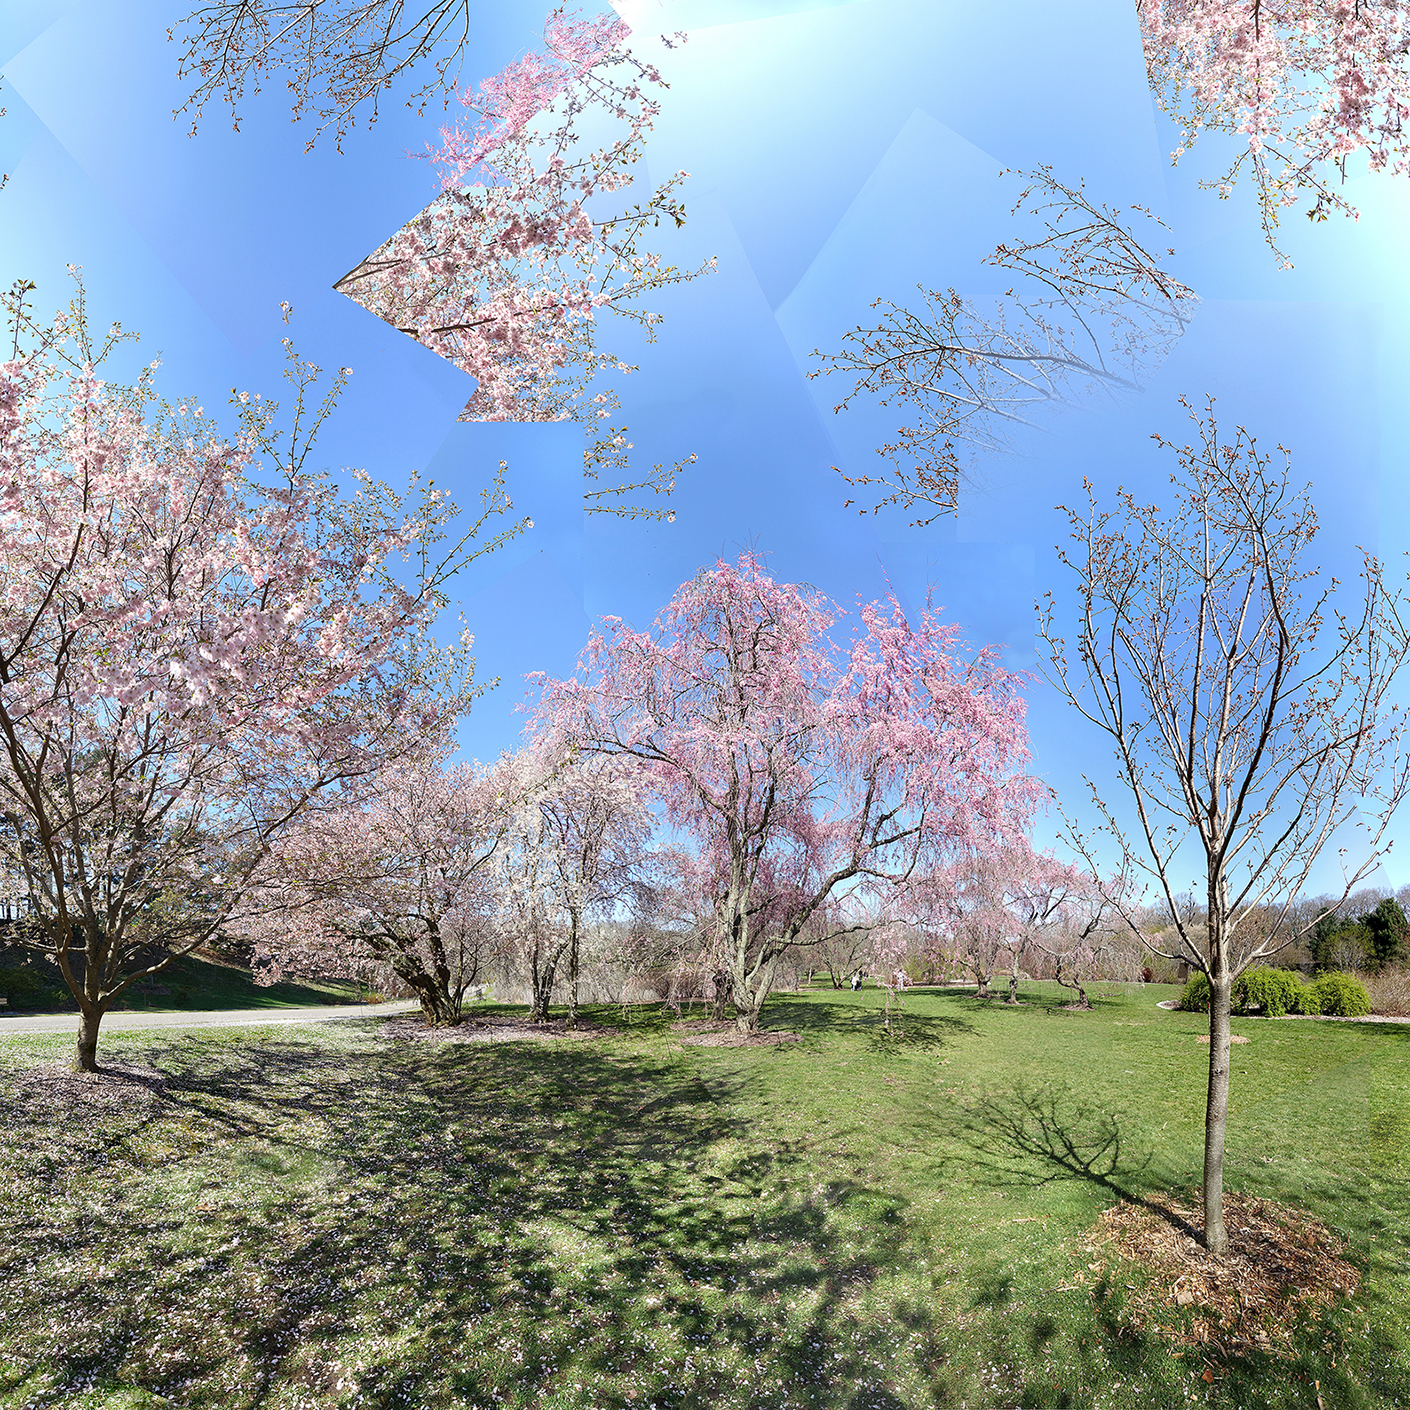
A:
[0,999,418,1036]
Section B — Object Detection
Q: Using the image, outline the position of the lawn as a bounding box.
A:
[0,983,1404,1410]
[0,951,363,1015]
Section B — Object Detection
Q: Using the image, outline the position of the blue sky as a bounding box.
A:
[2,0,1407,900]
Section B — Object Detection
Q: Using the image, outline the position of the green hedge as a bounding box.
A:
[1178,971,1211,1012]
[1298,971,1371,1017]
[1178,966,1371,1018]
[1235,967,1303,1017]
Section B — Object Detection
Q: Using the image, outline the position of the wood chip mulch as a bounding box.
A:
[379,1014,603,1044]
[669,1019,802,1048]
[1079,1190,1361,1360]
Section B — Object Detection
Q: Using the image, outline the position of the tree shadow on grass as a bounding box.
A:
[948,1080,1191,1234]
[0,1022,962,1410]
[765,993,976,1054]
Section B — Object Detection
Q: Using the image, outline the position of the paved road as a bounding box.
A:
[0,999,419,1036]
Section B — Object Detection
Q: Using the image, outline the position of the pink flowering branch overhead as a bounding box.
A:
[532,551,1045,1032]
[334,7,714,522]
[0,276,523,1070]
[1139,0,1410,264]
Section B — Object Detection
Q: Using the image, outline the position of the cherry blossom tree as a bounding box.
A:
[995,849,1087,1004]
[813,168,1196,523]
[236,751,519,1025]
[535,552,1044,1032]
[935,855,1009,997]
[334,8,712,520]
[493,747,657,1024]
[1139,0,1410,265]
[1039,398,1410,1252]
[1028,869,1132,1009]
[0,277,521,1069]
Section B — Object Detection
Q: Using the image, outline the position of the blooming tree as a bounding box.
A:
[1039,398,1410,1251]
[492,745,656,1024]
[931,855,1009,997]
[994,849,1088,1004]
[1139,0,1410,264]
[0,278,520,1069]
[334,8,712,519]
[813,168,1196,523]
[237,751,519,1025]
[1027,868,1132,1009]
[535,552,1044,1032]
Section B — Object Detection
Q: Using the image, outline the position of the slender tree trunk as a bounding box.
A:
[565,912,580,1031]
[75,1002,102,1073]
[1006,972,1019,1003]
[528,938,565,1022]
[1203,967,1233,1254]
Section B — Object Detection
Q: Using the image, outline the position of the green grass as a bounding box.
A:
[0,950,362,1015]
[0,981,1404,1410]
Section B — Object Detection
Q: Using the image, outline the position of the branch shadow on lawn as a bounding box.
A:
[0,1022,960,1410]
[956,1081,1160,1202]
[764,993,977,1054]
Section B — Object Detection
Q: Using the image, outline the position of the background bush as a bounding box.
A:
[1233,966,1302,1017]
[1298,971,1371,1018]
[1178,971,1210,1012]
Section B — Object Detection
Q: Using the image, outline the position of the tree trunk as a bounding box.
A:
[528,939,566,1022]
[75,1003,103,1073]
[710,967,732,1021]
[528,971,555,1022]
[1006,973,1018,1003]
[1203,969,1233,1254]
[565,913,580,1031]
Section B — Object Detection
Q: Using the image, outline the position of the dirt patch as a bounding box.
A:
[1196,1034,1250,1044]
[1079,1190,1361,1360]
[379,1014,604,1045]
[670,1019,802,1048]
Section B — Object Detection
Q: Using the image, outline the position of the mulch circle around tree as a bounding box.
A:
[669,1019,803,1048]
[379,1014,604,1044]
[1078,1190,1361,1360]
[8,1059,170,1120]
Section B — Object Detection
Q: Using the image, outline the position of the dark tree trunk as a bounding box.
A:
[1006,973,1019,1003]
[394,959,460,1027]
[710,967,732,1021]
[75,1003,102,1073]
[528,941,563,1022]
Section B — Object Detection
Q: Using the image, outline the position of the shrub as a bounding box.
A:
[1233,967,1302,1017]
[1300,971,1371,1018]
[1179,972,1210,1012]
[0,964,66,1010]
[1363,964,1410,1017]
